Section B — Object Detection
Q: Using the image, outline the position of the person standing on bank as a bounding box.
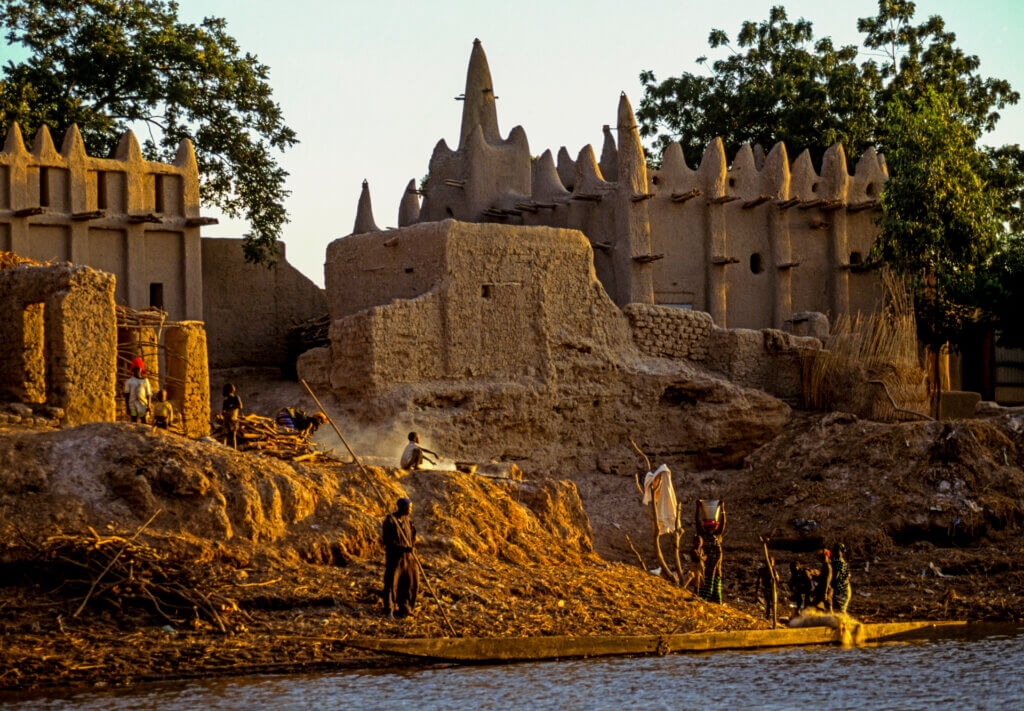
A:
[831,543,852,614]
[221,383,242,449]
[696,500,726,604]
[382,497,419,618]
[813,547,834,612]
[124,365,152,424]
[400,432,438,470]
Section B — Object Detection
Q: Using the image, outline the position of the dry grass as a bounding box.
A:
[803,271,927,420]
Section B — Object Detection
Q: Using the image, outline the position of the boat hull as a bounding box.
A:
[344,621,965,663]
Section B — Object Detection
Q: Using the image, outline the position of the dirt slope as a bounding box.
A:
[579,410,1024,624]
[0,423,763,691]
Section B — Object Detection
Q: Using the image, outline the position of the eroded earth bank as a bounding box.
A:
[1,404,1022,693]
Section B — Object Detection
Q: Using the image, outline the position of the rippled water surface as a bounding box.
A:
[6,625,1024,711]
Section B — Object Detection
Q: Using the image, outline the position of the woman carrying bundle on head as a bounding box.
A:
[696,499,726,604]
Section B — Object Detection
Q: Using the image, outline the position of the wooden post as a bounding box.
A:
[760,536,778,628]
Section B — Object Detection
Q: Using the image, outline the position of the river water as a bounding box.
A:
[5,625,1024,711]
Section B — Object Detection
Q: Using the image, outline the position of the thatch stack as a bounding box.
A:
[803,270,927,419]
[214,413,329,463]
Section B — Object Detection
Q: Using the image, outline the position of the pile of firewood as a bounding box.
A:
[213,412,330,463]
[37,525,246,632]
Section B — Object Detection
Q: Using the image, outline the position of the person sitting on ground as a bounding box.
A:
[152,390,175,430]
[123,366,152,424]
[221,383,242,449]
[812,547,833,612]
[382,497,419,618]
[400,432,438,470]
[831,543,852,615]
[276,407,327,438]
[788,560,814,614]
[754,556,781,623]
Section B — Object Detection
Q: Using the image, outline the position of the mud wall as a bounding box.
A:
[320,220,632,398]
[0,263,116,425]
[164,323,211,437]
[306,220,791,475]
[622,302,820,404]
[201,238,327,368]
[0,123,204,321]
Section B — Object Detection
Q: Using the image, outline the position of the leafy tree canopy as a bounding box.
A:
[874,89,999,347]
[0,0,297,265]
[637,1,1018,168]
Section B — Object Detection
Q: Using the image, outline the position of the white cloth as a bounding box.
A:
[123,376,153,414]
[642,464,678,534]
[400,441,422,469]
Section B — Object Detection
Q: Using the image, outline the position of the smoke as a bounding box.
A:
[309,409,452,470]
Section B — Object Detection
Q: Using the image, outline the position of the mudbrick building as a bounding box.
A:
[0,123,326,371]
[343,39,1021,406]
[0,121,324,429]
[356,39,886,330]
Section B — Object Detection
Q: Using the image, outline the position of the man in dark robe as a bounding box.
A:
[788,560,814,613]
[382,497,419,618]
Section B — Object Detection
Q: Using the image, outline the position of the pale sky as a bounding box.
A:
[171,0,1024,285]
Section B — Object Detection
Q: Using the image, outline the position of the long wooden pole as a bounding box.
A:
[760,536,778,628]
[300,379,457,636]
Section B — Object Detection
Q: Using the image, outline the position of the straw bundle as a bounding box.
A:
[803,271,927,419]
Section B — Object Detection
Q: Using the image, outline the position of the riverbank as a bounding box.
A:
[0,422,764,691]
[1,409,1021,692]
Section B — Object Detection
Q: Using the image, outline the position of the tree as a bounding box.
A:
[637,6,876,167]
[873,89,999,350]
[0,0,297,265]
[637,2,1018,168]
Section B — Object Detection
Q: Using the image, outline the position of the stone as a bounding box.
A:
[785,312,830,341]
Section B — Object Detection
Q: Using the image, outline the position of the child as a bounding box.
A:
[221,383,242,448]
[152,390,175,430]
[681,535,705,593]
[123,366,152,424]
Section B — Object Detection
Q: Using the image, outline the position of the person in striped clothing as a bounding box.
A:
[696,500,726,603]
[831,542,852,614]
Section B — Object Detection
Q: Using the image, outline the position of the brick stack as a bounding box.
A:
[622,303,714,362]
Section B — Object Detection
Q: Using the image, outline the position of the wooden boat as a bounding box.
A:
[345,620,966,663]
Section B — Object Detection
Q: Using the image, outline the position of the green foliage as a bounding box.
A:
[637,6,875,166]
[981,233,1024,348]
[872,90,999,347]
[0,0,297,266]
[637,2,1018,167]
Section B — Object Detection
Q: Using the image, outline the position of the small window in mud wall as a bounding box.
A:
[38,166,50,207]
[154,174,165,213]
[96,170,108,209]
[749,252,765,274]
[149,283,164,310]
[849,251,863,267]
[481,284,493,299]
